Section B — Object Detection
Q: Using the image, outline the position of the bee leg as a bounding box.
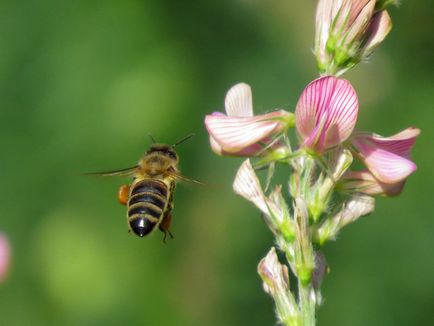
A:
[159,210,174,243]
[118,185,130,205]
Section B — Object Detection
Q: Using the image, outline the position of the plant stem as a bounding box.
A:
[298,282,316,326]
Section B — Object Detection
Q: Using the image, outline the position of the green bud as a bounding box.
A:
[308,199,326,223]
[298,266,313,287]
[280,219,296,243]
[326,37,336,54]
[282,111,296,128]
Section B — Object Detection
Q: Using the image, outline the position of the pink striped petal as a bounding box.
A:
[358,127,420,158]
[363,10,393,56]
[343,170,405,196]
[352,128,419,183]
[296,76,359,152]
[345,0,376,44]
[205,110,290,156]
[224,83,253,117]
[0,234,10,282]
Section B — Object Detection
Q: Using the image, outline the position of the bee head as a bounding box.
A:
[147,144,178,161]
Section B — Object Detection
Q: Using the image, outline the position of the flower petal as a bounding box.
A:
[352,128,419,183]
[343,170,405,196]
[224,83,253,117]
[363,10,393,56]
[296,76,359,152]
[345,0,376,44]
[359,127,420,158]
[205,110,290,156]
[338,194,375,227]
[353,140,416,184]
[233,159,269,215]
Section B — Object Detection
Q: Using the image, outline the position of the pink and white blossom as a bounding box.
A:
[315,0,392,74]
[352,127,420,184]
[343,170,405,196]
[205,83,292,156]
[295,76,358,153]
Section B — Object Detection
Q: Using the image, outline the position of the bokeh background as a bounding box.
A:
[0,0,433,325]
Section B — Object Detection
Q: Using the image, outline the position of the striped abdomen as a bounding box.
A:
[127,179,168,237]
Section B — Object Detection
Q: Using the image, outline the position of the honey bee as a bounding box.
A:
[89,134,199,240]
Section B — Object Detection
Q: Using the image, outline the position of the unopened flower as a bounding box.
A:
[258,247,300,324]
[233,159,295,240]
[362,10,392,57]
[309,148,353,221]
[293,198,315,286]
[315,0,393,75]
[295,76,358,153]
[258,247,290,296]
[342,169,405,196]
[314,194,375,244]
[205,83,293,156]
[0,233,10,283]
[335,194,375,228]
[352,127,420,184]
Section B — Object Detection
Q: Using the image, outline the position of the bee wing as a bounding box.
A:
[167,171,205,186]
[83,165,139,177]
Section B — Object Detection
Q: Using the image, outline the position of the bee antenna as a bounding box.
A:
[148,134,157,144]
[173,133,195,147]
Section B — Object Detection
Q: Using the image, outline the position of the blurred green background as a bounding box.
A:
[0,0,433,325]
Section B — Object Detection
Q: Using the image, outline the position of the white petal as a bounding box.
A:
[233,159,268,215]
[225,83,253,117]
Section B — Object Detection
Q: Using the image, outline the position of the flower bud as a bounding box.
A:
[258,247,300,324]
[314,194,375,244]
[308,148,353,221]
[233,160,295,241]
[294,198,315,286]
[315,0,393,75]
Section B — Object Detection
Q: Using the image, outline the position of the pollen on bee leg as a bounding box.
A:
[159,212,174,243]
[118,185,130,205]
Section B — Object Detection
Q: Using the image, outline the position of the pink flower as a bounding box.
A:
[352,127,420,184]
[315,0,393,75]
[0,233,10,283]
[295,76,358,153]
[205,83,293,156]
[343,170,405,196]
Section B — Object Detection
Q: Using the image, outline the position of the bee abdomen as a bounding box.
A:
[128,179,168,237]
[131,179,168,198]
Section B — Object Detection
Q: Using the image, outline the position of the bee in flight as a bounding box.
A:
[89,134,199,241]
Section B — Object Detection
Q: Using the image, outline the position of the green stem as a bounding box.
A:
[298,283,316,326]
